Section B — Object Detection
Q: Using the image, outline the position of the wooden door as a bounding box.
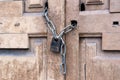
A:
[66,0,120,80]
[0,0,65,80]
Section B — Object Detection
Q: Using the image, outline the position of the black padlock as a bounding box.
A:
[50,37,62,53]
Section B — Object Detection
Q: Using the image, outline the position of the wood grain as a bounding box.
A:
[28,0,42,8]
[0,16,47,34]
[0,39,47,80]
[25,0,46,12]
[66,0,79,80]
[79,38,120,80]
[102,33,120,50]
[80,0,109,11]
[46,0,65,80]
[0,34,28,49]
[110,0,120,12]
[85,41,97,80]
[0,1,23,17]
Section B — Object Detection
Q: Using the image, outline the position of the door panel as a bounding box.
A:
[25,0,46,13]
[0,16,46,34]
[0,0,65,80]
[80,0,109,11]
[0,38,47,80]
[0,1,23,17]
[110,0,120,12]
[0,34,28,49]
[80,38,120,80]
[66,0,120,79]
[28,0,43,8]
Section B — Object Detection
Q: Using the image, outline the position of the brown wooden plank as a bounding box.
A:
[110,0,120,12]
[0,34,28,49]
[66,0,79,80]
[78,13,120,33]
[102,32,120,50]
[66,31,79,80]
[0,38,47,80]
[112,61,120,80]
[0,16,47,34]
[0,56,38,80]
[66,0,79,23]
[0,1,23,17]
[28,0,42,8]
[80,0,108,11]
[81,38,120,80]
[35,40,47,80]
[92,59,113,80]
[66,0,120,80]
[85,42,97,80]
[79,38,86,80]
[25,0,46,13]
[46,0,65,80]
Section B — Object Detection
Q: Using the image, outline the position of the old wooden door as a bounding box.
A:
[66,0,120,80]
[2,0,120,80]
[0,0,66,80]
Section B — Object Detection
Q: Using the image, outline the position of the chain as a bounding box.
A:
[60,37,66,75]
[44,2,57,38]
[58,24,77,38]
[43,1,77,75]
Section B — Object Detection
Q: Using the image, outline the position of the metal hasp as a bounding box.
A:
[43,1,77,75]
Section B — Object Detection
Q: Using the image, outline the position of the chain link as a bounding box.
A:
[60,38,66,75]
[44,3,57,38]
[57,24,77,38]
[43,1,77,75]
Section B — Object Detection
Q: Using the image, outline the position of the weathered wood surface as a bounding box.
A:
[47,0,65,80]
[66,0,120,80]
[0,34,28,49]
[102,33,120,50]
[66,0,79,80]
[0,1,23,17]
[0,56,38,80]
[0,1,47,34]
[78,12,120,50]
[79,13,120,33]
[110,0,120,12]
[85,41,97,80]
[28,0,42,8]
[79,38,86,80]
[79,38,120,80]
[0,16,47,34]
[25,0,46,12]
[81,0,109,11]
[77,3,120,50]
[0,38,47,80]
[0,0,66,80]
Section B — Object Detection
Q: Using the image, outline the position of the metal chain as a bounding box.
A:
[57,24,77,38]
[60,38,66,75]
[43,1,77,75]
[44,2,57,38]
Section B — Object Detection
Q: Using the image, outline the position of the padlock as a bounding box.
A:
[50,37,62,53]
